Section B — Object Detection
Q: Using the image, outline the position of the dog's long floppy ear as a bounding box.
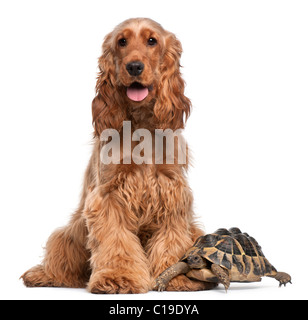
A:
[92,33,126,137]
[154,33,191,130]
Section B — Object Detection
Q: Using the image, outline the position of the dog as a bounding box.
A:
[21,18,215,293]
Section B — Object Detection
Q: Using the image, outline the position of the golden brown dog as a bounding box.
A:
[21,18,215,293]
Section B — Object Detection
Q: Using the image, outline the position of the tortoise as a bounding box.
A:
[154,227,291,291]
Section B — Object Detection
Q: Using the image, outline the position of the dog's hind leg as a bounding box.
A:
[21,211,91,288]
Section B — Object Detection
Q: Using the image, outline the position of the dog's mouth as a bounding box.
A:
[126,82,153,102]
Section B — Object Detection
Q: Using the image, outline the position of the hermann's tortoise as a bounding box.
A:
[155,227,291,291]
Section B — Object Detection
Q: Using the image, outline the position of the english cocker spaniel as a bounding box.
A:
[21,18,215,293]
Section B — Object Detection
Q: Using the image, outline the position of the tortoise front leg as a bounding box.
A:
[211,264,231,291]
[154,262,191,292]
[188,265,231,291]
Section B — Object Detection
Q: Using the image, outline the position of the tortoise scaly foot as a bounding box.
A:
[211,264,230,292]
[275,272,292,287]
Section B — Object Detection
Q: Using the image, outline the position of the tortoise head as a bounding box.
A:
[182,247,207,269]
[186,253,207,269]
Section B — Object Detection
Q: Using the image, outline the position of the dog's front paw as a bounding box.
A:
[88,270,150,294]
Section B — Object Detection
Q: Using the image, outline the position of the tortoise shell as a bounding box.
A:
[182,227,277,281]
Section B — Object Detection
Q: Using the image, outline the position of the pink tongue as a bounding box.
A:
[127,86,149,102]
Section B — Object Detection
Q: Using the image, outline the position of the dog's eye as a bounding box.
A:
[118,38,127,47]
[147,38,157,46]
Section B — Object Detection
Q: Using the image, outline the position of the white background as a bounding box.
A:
[0,0,307,300]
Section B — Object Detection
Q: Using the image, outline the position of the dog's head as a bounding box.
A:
[92,18,191,136]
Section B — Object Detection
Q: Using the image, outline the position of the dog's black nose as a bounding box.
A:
[126,61,144,76]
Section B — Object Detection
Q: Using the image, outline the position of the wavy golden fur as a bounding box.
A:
[21,18,215,293]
